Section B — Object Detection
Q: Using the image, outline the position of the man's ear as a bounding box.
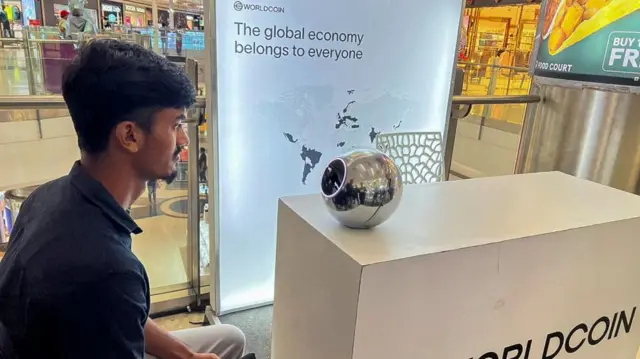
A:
[114,121,144,153]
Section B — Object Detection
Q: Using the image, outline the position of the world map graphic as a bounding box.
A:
[259,86,416,185]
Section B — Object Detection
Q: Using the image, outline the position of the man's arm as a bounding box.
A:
[145,317,195,359]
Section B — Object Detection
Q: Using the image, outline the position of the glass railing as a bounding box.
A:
[447,96,541,180]
[0,112,210,315]
[0,62,209,313]
[0,28,205,101]
[457,61,532,127]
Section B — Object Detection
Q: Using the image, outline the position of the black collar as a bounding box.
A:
[69,161,143,235]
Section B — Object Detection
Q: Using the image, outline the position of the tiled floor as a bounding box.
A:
[155,312,206,332]
[133,215,190,288]
[130,183,205,291]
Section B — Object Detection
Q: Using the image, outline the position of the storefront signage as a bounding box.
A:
[124,4,145,13]
[468,307,636,359]
[102,4,121,12]
[466,0,540,6]
[534,1,640,86]
[213,0,464,311]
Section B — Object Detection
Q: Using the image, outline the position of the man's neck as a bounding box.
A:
[80,155,146,209]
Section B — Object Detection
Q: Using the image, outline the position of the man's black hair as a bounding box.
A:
[62,39,196,154]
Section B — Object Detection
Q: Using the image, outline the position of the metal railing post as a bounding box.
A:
[0,95,538,110]
[444,67,465,181]
[185,58,203,308]
[22,29,37,96]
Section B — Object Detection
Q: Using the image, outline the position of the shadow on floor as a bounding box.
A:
[220,306,273,359]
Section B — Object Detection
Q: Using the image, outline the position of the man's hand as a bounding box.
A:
[190,354,221,359]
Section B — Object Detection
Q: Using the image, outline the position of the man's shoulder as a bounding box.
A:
[19,173,115,231]
[20,175,77,213]
[8,174,145,283]
[15,227,145,284]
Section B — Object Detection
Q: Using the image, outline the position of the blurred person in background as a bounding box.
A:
[0,5,10,38]
[58,9,69,38]
[147,179,158,215]
[66,7,96,40]
[160,22,168,55]
[176,26,183,56]
[198,147,208,183]
[0,39,245,359]
[103,15,112,30]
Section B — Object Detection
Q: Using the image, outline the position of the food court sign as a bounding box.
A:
[534,0,640,86]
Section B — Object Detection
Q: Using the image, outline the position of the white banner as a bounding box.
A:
[214,0,464,311]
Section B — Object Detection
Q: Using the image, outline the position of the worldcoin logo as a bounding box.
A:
[234,1,243,11]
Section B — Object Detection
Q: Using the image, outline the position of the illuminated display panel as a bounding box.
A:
[214,0,464,312]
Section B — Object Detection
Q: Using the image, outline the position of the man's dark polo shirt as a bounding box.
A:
[0,162,150,359]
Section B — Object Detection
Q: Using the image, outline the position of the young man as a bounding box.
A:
[0,40,245,359]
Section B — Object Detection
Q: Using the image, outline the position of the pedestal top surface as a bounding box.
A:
[280,172,640,265]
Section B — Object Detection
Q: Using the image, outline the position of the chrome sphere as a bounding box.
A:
[321,149,403,229]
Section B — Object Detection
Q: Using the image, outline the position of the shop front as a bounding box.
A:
[157,9,169,26]
[458,0,540,105]
[144,7,152,26]
[20,0,36,26]
[187,14,202,30]
[101,1,123,26]
[172,12,202,30]
[173,11,187,29]
[2,0,24,36]
[462,1,541,68]
[123,3,146,27]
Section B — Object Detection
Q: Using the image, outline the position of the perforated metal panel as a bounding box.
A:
[376,132,443,184]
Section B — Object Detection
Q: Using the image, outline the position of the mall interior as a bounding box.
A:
[2,0,640,357]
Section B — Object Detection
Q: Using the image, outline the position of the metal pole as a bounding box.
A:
[152,0,159,50]
[451,95,541,105]
[444,68,465,181]
[187,120,202,303]
[185,58,202,307]
[22,30,36,96]
[514,83,542,173]
[168,0,174,29]
[22,29,44,138]
[202,0,223,320]
[0,95,539,110]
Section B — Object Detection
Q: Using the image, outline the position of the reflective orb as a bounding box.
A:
[321,149,403,229]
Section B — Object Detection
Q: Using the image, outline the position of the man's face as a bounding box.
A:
[116,108,190,183]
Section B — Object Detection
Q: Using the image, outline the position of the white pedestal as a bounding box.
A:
[272,172,640,359]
